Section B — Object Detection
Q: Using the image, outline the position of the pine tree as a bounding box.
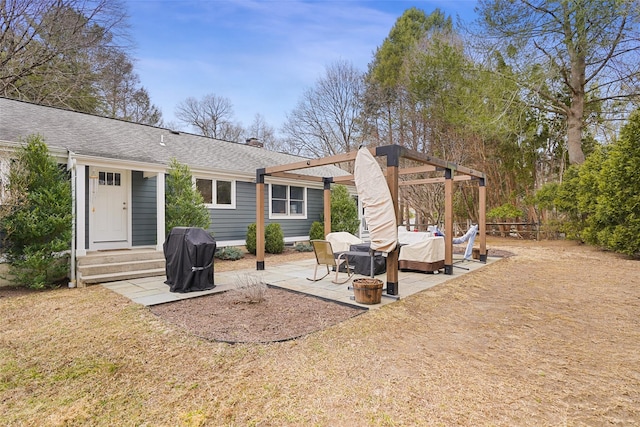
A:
[1,135,72,288]
[165,158,210,236]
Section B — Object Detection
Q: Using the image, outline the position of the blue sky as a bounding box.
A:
[128,0,478,134]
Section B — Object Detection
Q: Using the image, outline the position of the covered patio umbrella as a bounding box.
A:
[353,147,397,253]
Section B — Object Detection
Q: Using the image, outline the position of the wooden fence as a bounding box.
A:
[401,222,558,241]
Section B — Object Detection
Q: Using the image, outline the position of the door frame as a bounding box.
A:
[88,167,132,250]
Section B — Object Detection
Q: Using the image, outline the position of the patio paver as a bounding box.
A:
[101,255,498,309]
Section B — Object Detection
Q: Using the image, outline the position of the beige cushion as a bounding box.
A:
[397,230,433,245]
[399,236,445,263]
[325,232,363,253]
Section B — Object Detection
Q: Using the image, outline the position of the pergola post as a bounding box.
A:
[444,167,454,275]
[323,178,332,237]
[478,177,487,262]
[378,145,400,296]
[256,168,265,270]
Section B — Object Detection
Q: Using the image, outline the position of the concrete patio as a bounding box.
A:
[101,254,499,309]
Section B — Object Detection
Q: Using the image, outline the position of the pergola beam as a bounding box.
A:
[263,149,374,175]
[400,175,473,186]
[332,175,356,185]
[399,165,437,175]
[268,171,325,182]
[399,148,485,179]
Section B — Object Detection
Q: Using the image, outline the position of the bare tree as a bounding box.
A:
[245,113,279,150]
[218,121,244,142]
[175,94,241,140]
[0,0,129,112]
[281,60,364,158]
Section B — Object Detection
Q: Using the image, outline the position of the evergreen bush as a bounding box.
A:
[165,158,210,236]
[538,108,640,256]
[265,223,285,254]
[246,223,285,254]
[330,184,359,234]
[585,110,640,256]
[309,221,324,240]
[245,223,257,254]
[0,135,72,288]
[487,203,523,221]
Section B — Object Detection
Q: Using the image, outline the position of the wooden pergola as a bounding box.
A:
[255,144,487,297]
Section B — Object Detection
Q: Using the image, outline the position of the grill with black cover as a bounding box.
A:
[164,227,216,293]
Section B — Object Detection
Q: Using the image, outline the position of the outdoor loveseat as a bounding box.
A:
[397,227,445,273]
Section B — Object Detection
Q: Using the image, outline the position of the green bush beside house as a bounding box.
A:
[165,158,210,236]
[0,135,72,289]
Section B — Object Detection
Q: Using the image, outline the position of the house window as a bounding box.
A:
[99,171,121,186]
[196,179,212,204]
[195,178,235,208]
[216,180,232,205]
[270,184,306,218]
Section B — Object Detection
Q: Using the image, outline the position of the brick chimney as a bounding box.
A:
[246,137,263,148]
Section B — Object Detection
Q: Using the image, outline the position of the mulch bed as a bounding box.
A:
[150,286,366,343]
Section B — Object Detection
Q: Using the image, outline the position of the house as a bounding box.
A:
[0,97,349,284]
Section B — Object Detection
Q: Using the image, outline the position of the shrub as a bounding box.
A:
[294,243,313,252]
[265,223,285,254]
[246,222,285,254]
[541,109,640,256]
[535,166,588,240]
[584,110,640,256]
[246,223,257,254]
[309,221,324,240]
[330,184,359,234]
[487,203,523,221]
[215,246,244,261]
[0,135,72,288]
[165,158,210,235]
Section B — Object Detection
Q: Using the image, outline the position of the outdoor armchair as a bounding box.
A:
[307,240,354,284]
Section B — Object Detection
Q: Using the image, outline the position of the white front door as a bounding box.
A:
[90,168,129,249]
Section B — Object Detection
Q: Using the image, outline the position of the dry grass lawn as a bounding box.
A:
[1,238,639,426]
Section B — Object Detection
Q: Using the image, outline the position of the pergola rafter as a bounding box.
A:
[256,144,487,297]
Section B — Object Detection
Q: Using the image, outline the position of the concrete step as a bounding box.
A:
[77,249,163,266]
[78,259,166,277]
[76,249,166,287]
[79,268,166,286]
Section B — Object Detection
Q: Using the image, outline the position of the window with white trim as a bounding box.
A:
[270,184,306,218]
[99,171,121,186]
[195,178,235,208]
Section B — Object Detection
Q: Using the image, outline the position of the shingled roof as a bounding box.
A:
[0,97,347,178]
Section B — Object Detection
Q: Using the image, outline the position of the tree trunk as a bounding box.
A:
[566,4,587,165]
[567,55,587,164]
[567,105,585,165]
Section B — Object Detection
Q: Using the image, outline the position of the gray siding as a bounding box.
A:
[131,171,157,246]
[207,180,256,241]
[207,182,323,243]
